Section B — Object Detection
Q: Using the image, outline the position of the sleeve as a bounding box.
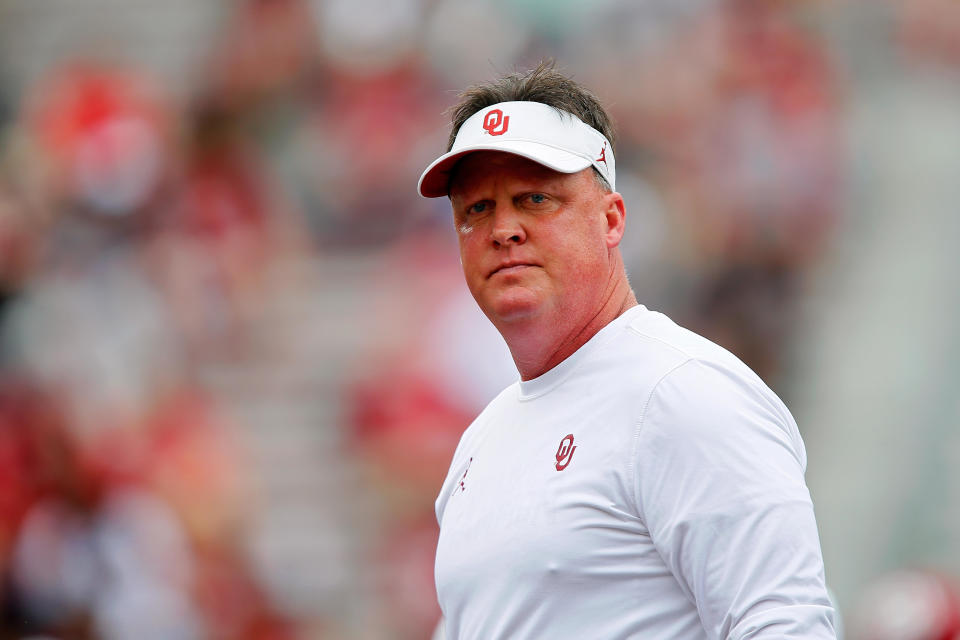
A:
[633,359,837,640]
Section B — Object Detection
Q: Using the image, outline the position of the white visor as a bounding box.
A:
[418,100,615,198]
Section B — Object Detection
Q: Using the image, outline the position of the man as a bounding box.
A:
[418,63,836,639]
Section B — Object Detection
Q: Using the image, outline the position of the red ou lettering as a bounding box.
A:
[482,109,509,136]
[555,434,577,471]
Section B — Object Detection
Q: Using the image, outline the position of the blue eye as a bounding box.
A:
[469,202,488,214]
[529,193,546,204]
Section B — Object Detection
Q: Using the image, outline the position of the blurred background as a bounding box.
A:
[0,0,957,638]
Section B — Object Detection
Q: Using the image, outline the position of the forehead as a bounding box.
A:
[449,151,577,196]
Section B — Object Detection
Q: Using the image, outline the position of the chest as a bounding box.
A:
[434,398,649,600]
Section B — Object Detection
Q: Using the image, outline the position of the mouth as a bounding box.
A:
[488,262,538,278]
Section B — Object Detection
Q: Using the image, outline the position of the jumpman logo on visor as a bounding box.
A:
[596,143,608,168]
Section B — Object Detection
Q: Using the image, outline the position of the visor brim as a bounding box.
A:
[417,141,594,198]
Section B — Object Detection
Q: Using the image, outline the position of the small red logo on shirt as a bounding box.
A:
[482,109,509,136]
[457,457,473,493]
[555,434,577,471]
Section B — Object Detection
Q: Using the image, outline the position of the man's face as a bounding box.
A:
[448,152,623,330]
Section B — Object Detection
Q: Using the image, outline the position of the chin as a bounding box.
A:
[483,293,544,326]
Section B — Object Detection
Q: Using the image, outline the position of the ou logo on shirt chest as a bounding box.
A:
[555,434,577,471]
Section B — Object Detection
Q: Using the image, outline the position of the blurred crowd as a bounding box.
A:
[0,0,958,638]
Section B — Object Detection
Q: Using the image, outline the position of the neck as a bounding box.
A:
[500,269,638,381]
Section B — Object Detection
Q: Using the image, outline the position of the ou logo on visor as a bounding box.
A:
[555,434,577,471]
[482,109,509,136]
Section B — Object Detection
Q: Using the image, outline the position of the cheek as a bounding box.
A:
[550,231,608,282]
[457,236,484,280]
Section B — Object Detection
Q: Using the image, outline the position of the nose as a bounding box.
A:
[490,206,526,247]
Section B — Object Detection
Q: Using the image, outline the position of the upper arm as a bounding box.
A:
[633,359,836,639]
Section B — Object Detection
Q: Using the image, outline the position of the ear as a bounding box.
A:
[602,192,626,249]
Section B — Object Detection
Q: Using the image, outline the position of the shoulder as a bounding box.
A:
[641,356,805,461]
[612,307,807,473]
[587,307,774,405]
[617,308,794,427]
[616,306,756,377]
[627,316,815,541]
[458,382,519,445]
[434,381,519,521]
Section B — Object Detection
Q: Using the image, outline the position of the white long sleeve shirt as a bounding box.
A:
[435,305,836,639]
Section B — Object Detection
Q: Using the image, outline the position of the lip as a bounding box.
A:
[488,262,539,278]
